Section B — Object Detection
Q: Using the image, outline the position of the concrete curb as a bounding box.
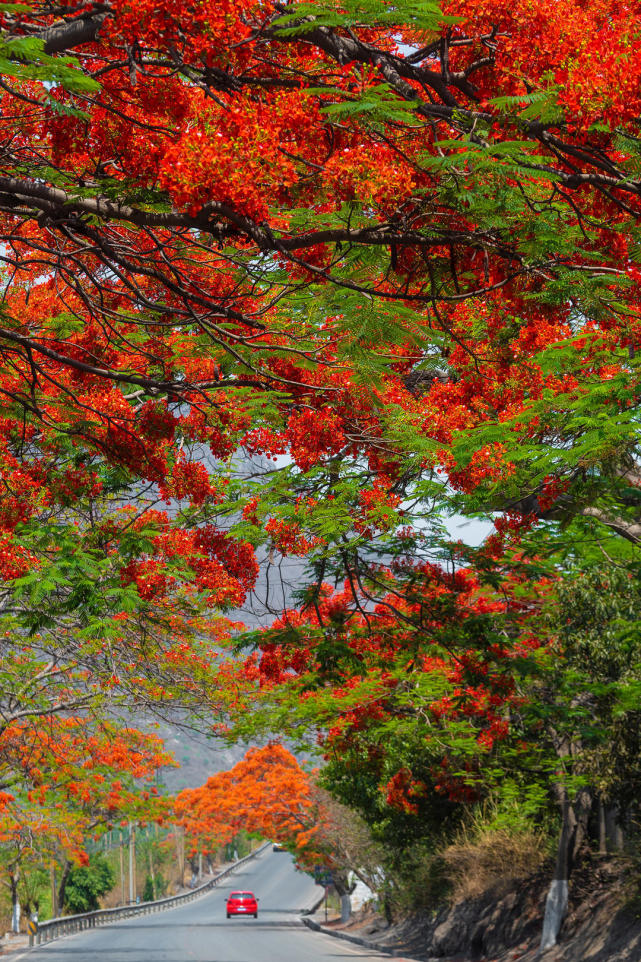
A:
[299,892,326,916]
[301,915,425,960]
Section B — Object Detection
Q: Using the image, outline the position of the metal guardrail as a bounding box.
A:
[31,841,271,947]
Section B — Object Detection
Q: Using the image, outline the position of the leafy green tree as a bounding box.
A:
[63,855,116,915]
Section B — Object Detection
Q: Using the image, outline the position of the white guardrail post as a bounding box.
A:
[30,842,270,947]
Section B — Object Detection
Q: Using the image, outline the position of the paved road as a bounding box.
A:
[18,847,392,962]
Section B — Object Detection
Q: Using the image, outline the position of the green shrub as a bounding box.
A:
[64,854,116,914]
[142,875,154,902]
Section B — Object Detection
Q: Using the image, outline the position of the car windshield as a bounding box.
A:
[231,893,254,900]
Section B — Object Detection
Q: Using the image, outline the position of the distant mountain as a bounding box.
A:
[154,721,250,792]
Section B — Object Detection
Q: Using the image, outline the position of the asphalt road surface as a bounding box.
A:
[18,847,393,962]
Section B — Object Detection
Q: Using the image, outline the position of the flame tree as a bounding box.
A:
[0,0,640,946]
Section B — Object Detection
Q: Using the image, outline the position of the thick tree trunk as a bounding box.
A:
[597,799,626,853]
[615,821,625,849]
[50,861,59,918]
[189,854,198,889]
[540,793,571,952]
[10,872,20,934]
[383,894,393,926]
[540,785,593,951]
[340,893,352,922]
[57,862,71,917]
[605,804,618,850]
[332,871,354,922]
[598,797,607,855]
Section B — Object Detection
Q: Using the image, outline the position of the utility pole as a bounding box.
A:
[128,822,136,903]
[120,833,125,905]
[148,846,156,900]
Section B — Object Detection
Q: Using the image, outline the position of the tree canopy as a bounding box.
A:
[1,0,641,936]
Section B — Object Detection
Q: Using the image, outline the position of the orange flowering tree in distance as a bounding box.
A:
[176,743,408,904]
[175,745,322,862]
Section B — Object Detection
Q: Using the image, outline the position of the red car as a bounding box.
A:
[225,891,259,918]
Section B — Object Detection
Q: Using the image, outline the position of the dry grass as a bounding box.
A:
[440,824,549,901]
[0,908,13,938]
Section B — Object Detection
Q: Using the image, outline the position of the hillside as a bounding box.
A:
[328,857,641,962]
